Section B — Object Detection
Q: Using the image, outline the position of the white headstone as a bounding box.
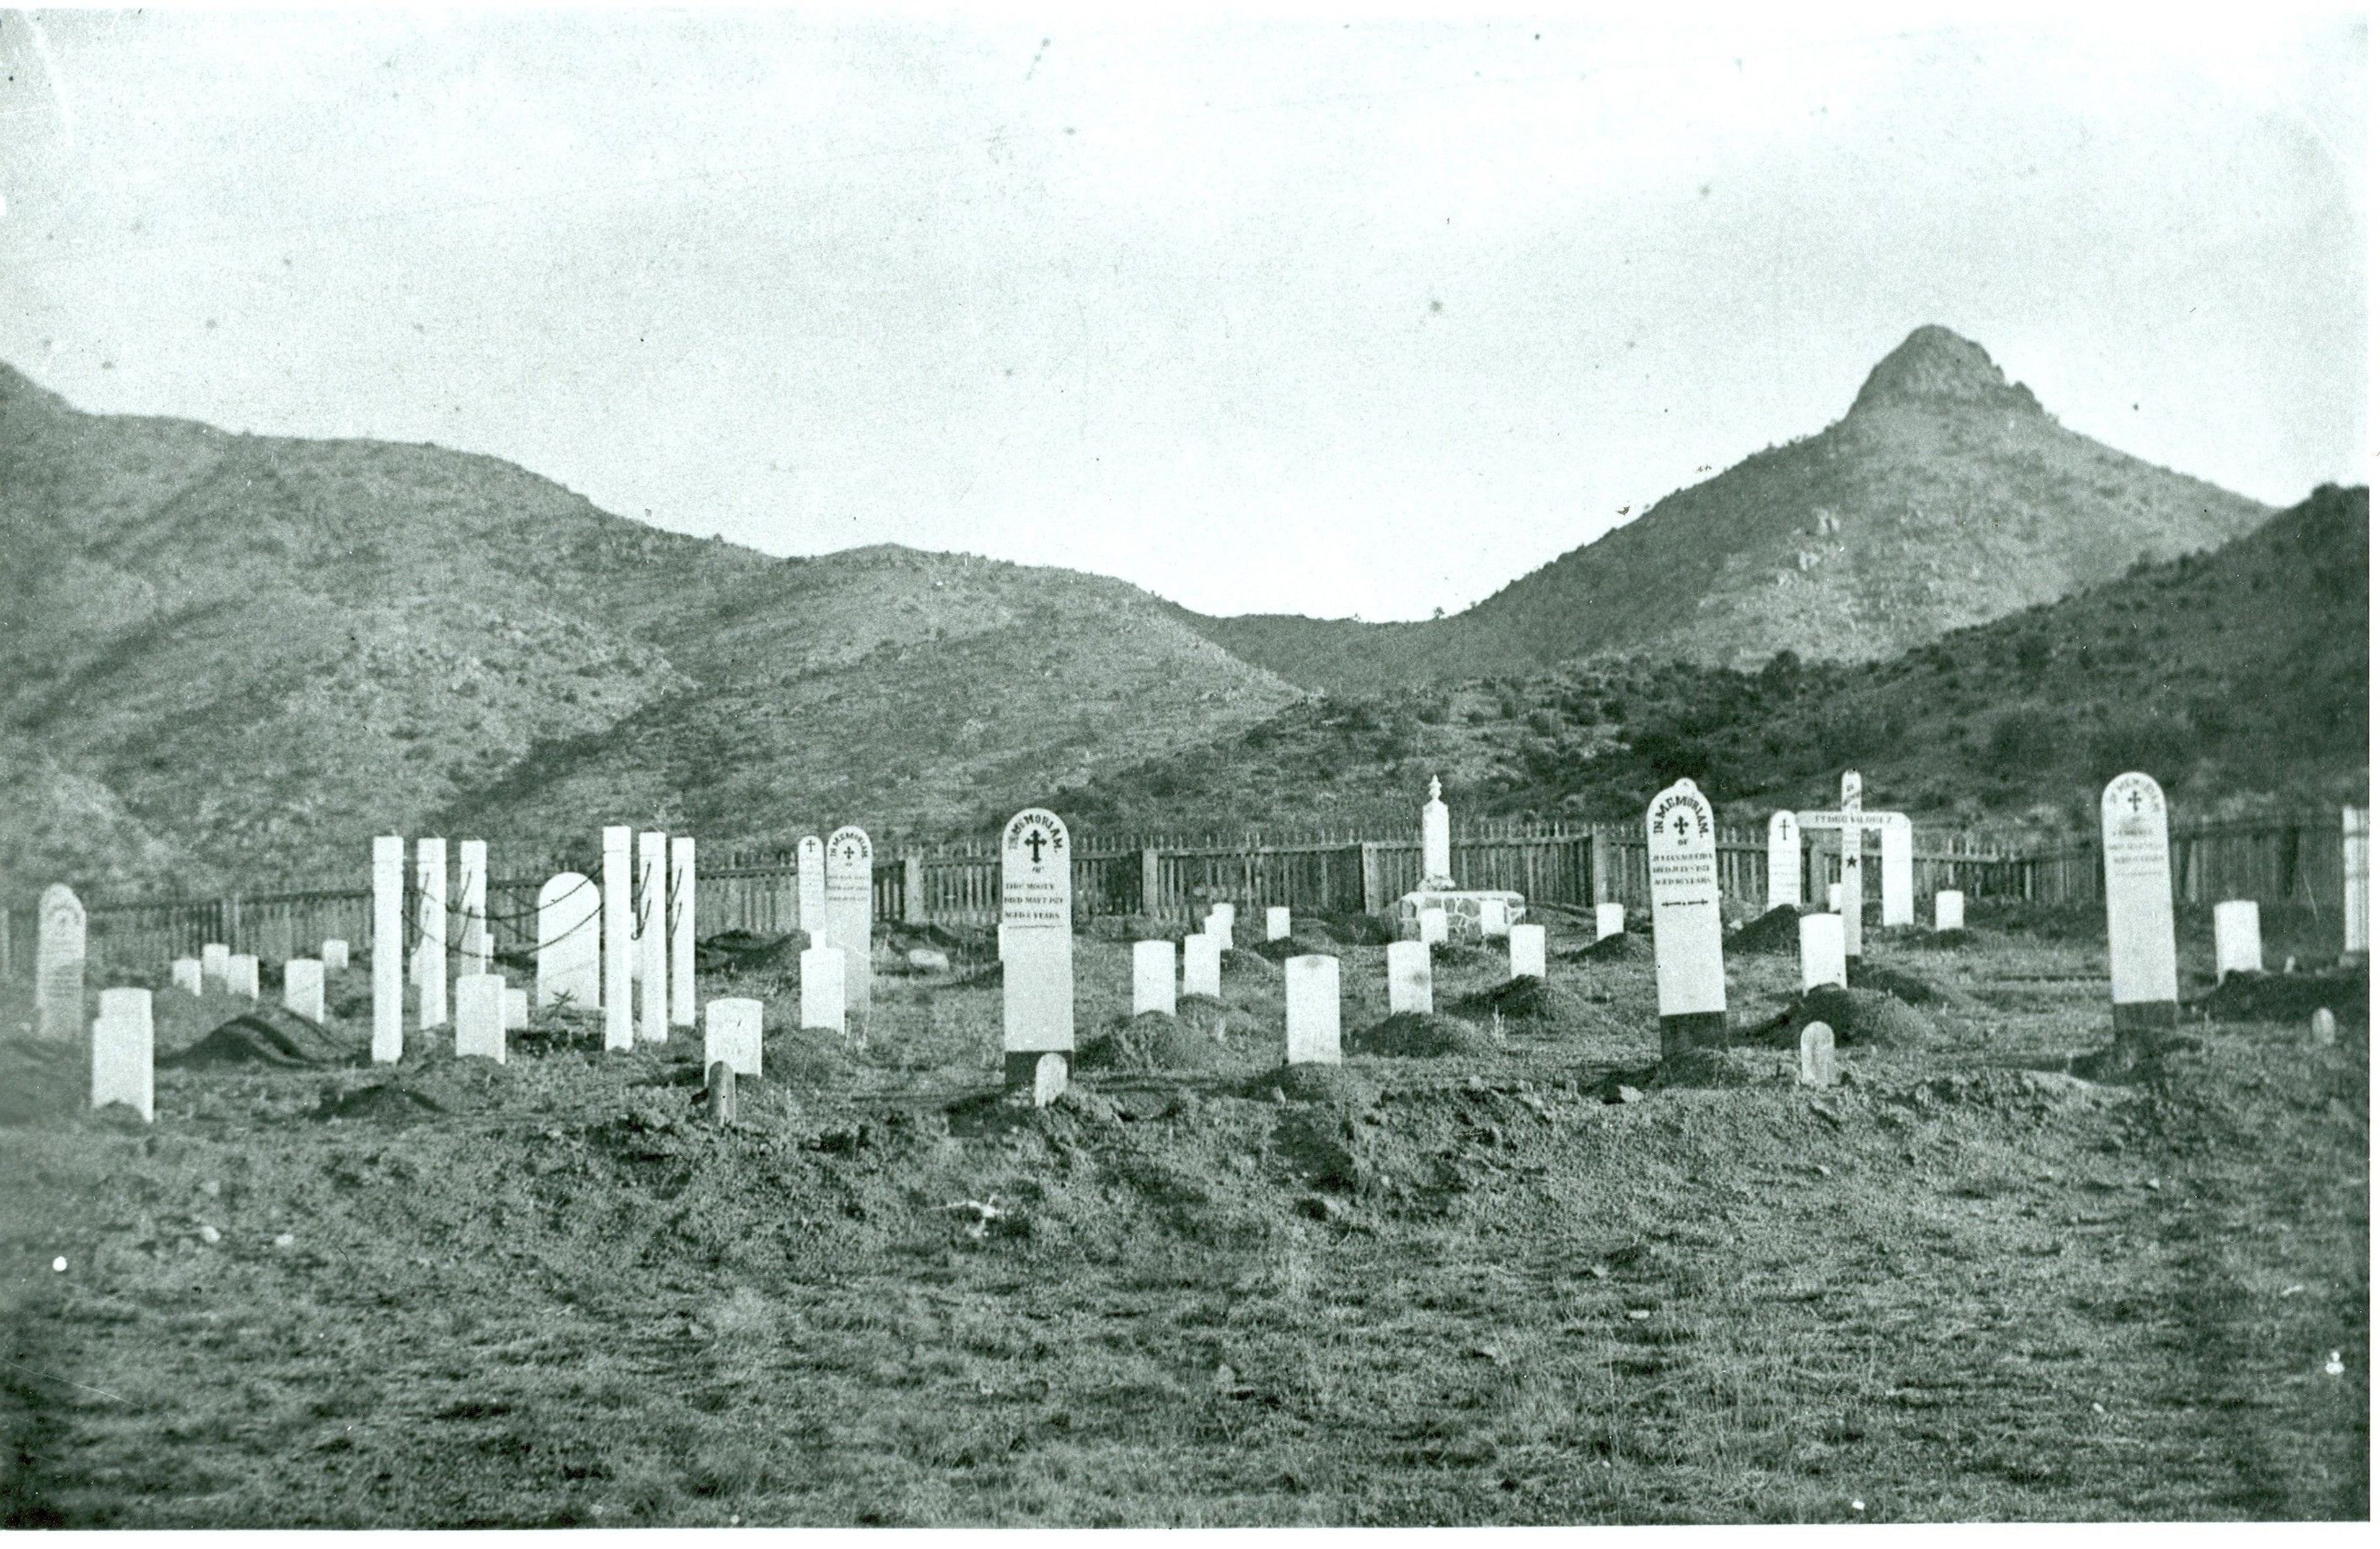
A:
[1879,814,1914,929]
[1417,907,1448,947]
[1798,913,1847,991]
[1509,924,1546,979]
[1266,906,1292,942]
[2100,772,2179,1024]
[705,996,764,1077]
[1798,1021,1836,1088]
[1766,811,1802,911]
[1421,775,1453,885]
[1032,1051,1068,1108]
[637,830,669,1043]
[227,953,260,1000]
[602,826,634,1051]
[1594,903,1624,942]
[2345,807,2369,961]
[503,987,529,1030]
[283,958,325,1022]
[1386,940,1433,1015]
[824,826,873,1018]
[372,836,405,1063]
[454,973,506,1063]
[1132,939,1177,1018]
[1837,772,1864,958]
[457,839,490,976]
[1479,898,1509,939]
[1183,932,1223,999]
[1207,904,1235,949]
[321,938,350,973]
[2213,900,2263,980]
[1934,890,1965,932]
[201,942,231,989]
[669,836,697,1028]
[797,835,827,940]
[172,958,203,996]
[1647,779,1727,1047]
[90,987,154,1122]
[413,837,448,1028]
[1284,955,1342,1065]
[35,884,86,1042]
[2311,1007,2338,1046]
[996,922,1010,961]
[536,872,601,1012]
[1001,808,1075,1072]
[800,946,847,1035]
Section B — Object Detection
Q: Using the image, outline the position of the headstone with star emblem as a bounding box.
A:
[1647,779,1729,1056]
[2100,771,2179,1047]
[1000,808,1074,1087]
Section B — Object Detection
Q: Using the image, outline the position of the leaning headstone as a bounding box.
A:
[227,953,260,1000]
[1386,940,1432,1015]
[1798,1021,1836,1088]
[1417,907,1448,947]
[602,826,634,1051]
[457,839,491,977]
[1594,903,1624,942]
[1767,811,1802,911]
[536,871,601,1012]
[90,988,154,1122]
[413,836,448,1028]
[2311,1008,2338,1046]
[1647,779,1728,1056]
[35,884,87,1043]
[1000,808,1074,1088]
[201,942,231,989]
[1031,1051,1068,1108]
[372,836,405,1063]
[1284,955,1342,1065]
[503,987,529,1031]
[800,945,847,1036]
[1509,924,1546,980]
[1934,890,1965,932]
[2213,900,2263,981]
[796,835,827,940]
[321,938,350,973]
[1479,898,1510,940]
[1879,814,1914,929]
[172,958,203,997]
[669,836,697,1028]
[1798,913,1847,991]
[1266,907,1292,942]
[2345,807,2369,964]
[453,973,506,1063]
[1183,932,1223,999]
[824,826,874,1018]
[1132,939,1176,1018]
[2100,772,2179,1048]
[705,997,764,1077]
[637,830,669,1043]
[283,958,325,1023]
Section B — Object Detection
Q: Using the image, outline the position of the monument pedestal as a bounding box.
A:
[1395,886,1526,941]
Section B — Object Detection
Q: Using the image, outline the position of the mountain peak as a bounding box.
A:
[1848,325,2042,418]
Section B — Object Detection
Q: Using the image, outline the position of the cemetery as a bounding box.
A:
[0,774,2366,1526]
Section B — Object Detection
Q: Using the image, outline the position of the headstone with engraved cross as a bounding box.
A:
[1001,808,1074,1088]
[35,884,87,1043]
[1647,779,1728,1056]
[2101,771,2179,1051]
[824,826,874,1019]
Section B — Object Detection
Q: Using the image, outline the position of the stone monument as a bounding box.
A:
[1394,777,1524,941]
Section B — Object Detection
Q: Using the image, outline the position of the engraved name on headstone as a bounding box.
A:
[824,826,874,1018]
[35,884,86,1043]
[1647,778,1727,1056]
[1001,808,1075,1088]
[2100,771,2179,1044]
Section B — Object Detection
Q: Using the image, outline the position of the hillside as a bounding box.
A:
[0,366,1299,899]
[1056,485,2368,839]
[1191,327,2272,691]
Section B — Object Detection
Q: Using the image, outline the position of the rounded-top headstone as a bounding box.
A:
[536,871,602,1010]
[1001,808,1075,1081]
[2311,1007,2337,1046]
[824,826,875,1016]
[1646,778,1727,1053]
[2100,771,2179,1034]
[1798,1021,1836,1088]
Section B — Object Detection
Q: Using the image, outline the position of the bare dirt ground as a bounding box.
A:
[0,904,2366,1525]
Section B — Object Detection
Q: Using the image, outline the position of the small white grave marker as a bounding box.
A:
[536,872,601,1012]
[1284,955,1342,1065]
[1509,924,1546,980]
[1418,907,1448,947]
[1798,914,1847,991]
[1647,779,1728,1056]
[453,973,506,1063]
[90,987,154,1122]
[602,826,633,1051]
[1001,808,1075,1087]
[2311,1007,2337,1046]
[800,946,847,1035]
[283,958,325,1022]
[1266,906,1292,942]
[201,942,231,989]
[637,830,669,1043]
[1032,1051,1069,1108]
[227,954,260,1000]
[413,836,448,1028]
[1207,903,1236,948]
[1767,811,1802,911]
[824,826,874,1018]
[503,987,529,1030]
[669,836,697,1028]
[1595,903,1624,942]
[1479,898,1509,939]
[705,997,764,1077]
[1183,933,1223,999]
[1386,940,1432,1015]
[2100,772,2179,1043]
[35,884,87,1043]
[1798,1021,1836,1088]
[2213,901,2263,981]
[172,958,203,997]
[321,938,350,973]
[1934,891,1965,932]
[1132,940,1176,1018]
[372,836,404,1063]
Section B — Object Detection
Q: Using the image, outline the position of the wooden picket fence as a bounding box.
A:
[4,807,2361,982]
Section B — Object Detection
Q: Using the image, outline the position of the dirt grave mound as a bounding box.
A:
[1351,1012,1502,1059]
[1572,930,1651,964]
[695,929,804,974]
[1848,960,1946,1006]
[1649,1047,1769,1088]
[1728,906,1805,956]
[1453,974,1601,1031]
[164,1005,355,1068]
[1264,1062,1382,1108]
[1078,1012,1233,1074]
[1250,930,1341,964]
[1220,947,1280,980]
[1786,986,1934,1046]
[2192,970,2367,1026]
[312,1081,447,1124]
[1910,928,1975,951]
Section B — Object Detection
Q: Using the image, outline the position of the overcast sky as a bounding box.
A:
[1,4,2364,620]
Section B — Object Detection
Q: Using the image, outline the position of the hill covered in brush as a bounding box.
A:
[1190,327,2271,691]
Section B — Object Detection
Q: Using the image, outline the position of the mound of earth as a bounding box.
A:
[1572,930,1651,963]
[1250,931,1340,963]
[1848,960,1946,1006]
[1728,906,1805,956]
[2192,971,2367,1025]
[1175,995,1230,1042]
[164,1005,355,1067]
[1350,1012,1502,1059]
[1649,1047,1768,1088]
[1077,1012,1233,1073]
[1787,986,1934,1047]
[1430,940,1500,970]
[1264,1062,1382,1108]
[1220,948,1280,979]
[1910,928,1975,951]
[884,922,985,956]
[695,930,804,974]
[768,1032,857,1087]
[1453,974,1602,1031]
[312,1081,447,1123]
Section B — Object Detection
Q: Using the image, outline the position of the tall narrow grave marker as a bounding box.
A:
[824,826,874,1019]
[1879,815,1914,928]
[1647,779,1728,1056]
[637,831,669,1043]
[1000,808,1074,1088]
[669,836,697,1028]
[797,836,827,942]
[371,836,404,1062]
[1284,956,1341,1065]
[413,837,448,1028]
[2100,772,2179,1048]
[2345,807,2368,964]
[457,839,490,976]
[35,884,86,1043]
[90,988,154,1122]
[601,826,633,1051]
[1767,811,1802,911]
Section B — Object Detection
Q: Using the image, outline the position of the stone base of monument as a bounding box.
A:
[1395,889,1525,941]
[1659,1011,1730,1059]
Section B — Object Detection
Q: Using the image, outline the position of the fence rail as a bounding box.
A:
[1,809,2359,982]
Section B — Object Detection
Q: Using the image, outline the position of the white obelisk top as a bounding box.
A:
[1422,775,1452,887]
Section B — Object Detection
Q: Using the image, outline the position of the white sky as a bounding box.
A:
[1,4,2365,620]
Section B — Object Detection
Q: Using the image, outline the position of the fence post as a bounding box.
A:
[902,855,926,925]
[1140,848,1163,918]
